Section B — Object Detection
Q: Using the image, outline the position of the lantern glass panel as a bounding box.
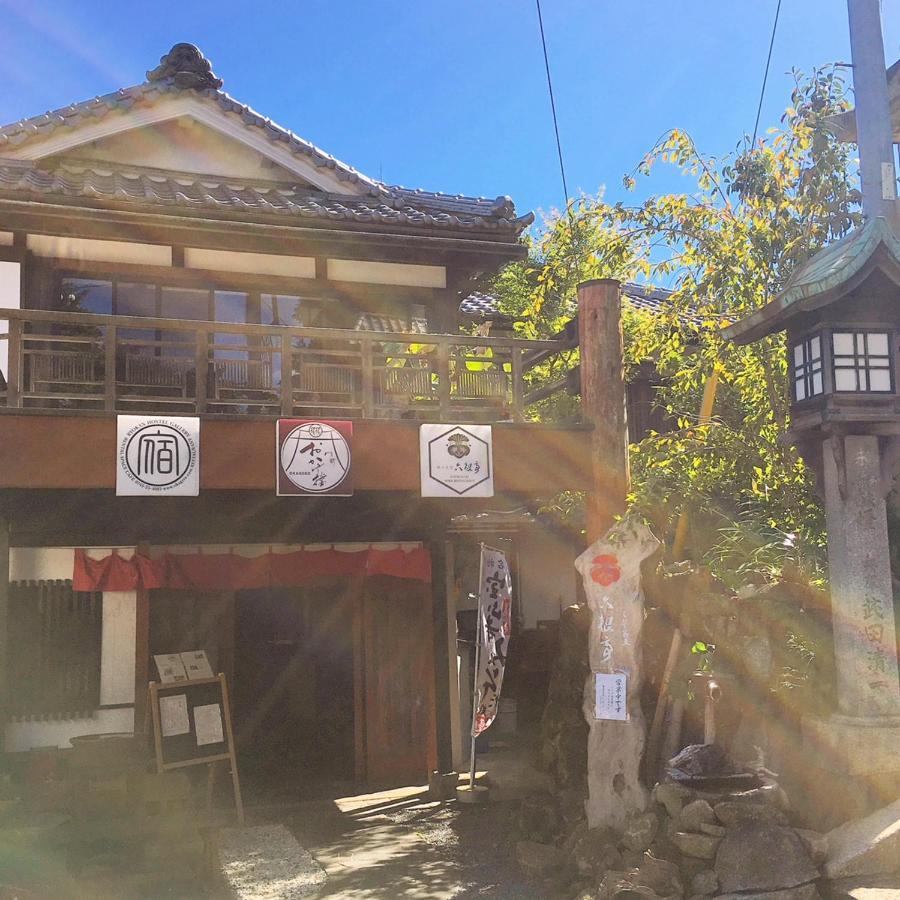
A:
[791,334,823,402]
[831,331,893,393]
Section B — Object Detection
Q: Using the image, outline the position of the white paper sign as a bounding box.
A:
[154,653,188,683]
[594,672,628,721]
[117,416,200,496]
[159,694,190,737]
[180,650,213,680]
[194,703,225,746]
[420,424,493,497]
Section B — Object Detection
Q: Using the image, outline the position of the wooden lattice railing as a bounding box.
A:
[0,308,579,422]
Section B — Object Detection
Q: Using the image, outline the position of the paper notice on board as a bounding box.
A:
[159,694,190,737]
[154,654,187,683]
[180,650,214,680]
[594,672,628,721]
[194,703,225,746]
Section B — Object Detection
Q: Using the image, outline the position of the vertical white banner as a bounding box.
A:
[472,546,512,735]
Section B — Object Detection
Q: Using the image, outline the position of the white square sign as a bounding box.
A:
[420,424,494,497]
[594,672,628,721]
[116,416,200,496]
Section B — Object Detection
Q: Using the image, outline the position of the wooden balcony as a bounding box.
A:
[0,309,577,422]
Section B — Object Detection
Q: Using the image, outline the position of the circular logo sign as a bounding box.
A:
[120,420,197,492]
[280,422,351,493]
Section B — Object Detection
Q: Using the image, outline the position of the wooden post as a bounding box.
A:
[847,0,897,220]
[104,324,117,412]
[0,516,8,754]
[429,532,453,774]
[6,319,21,409]
[280,333,293,417]
[578,279,629,542]
[437,342,452,420]
[360,337,375,418]
[195,329,208,415]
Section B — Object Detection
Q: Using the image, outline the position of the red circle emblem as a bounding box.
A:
[590,554,621,586]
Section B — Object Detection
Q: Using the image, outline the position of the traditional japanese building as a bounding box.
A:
[0,44,595,789]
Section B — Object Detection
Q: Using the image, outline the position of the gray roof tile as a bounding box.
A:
[0,159,532,235]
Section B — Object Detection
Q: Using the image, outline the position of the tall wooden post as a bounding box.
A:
[847,0,897,220]
[578,279,630,541]
[0,516,8,754]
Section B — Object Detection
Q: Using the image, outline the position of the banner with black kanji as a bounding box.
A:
[472,546,512,736]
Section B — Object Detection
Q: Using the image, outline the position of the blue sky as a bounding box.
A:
[1,1,898,229]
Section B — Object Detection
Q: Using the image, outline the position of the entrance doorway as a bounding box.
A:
[233,584,355,797]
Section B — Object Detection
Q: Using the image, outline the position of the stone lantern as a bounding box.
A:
[724,216,900,798]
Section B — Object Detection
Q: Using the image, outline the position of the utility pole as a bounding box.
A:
[847,0,897,219]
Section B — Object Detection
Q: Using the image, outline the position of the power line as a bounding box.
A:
[752,0,783,147]
[536,0,571,210]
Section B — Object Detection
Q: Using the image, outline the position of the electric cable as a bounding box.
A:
[752,0,783,147]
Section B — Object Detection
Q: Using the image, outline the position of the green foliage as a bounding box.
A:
[491,66,860,581]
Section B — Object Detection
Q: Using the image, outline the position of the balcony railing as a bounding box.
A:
[0,308,578,422]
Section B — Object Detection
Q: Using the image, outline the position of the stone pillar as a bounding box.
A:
[804,435,900,780]
[823,435,900,716]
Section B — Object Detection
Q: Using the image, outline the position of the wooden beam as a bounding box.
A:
[578,279,629,542]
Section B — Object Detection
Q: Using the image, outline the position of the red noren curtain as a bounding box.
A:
[73,546,432,592]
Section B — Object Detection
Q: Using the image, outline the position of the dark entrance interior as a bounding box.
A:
[232,584,355,798]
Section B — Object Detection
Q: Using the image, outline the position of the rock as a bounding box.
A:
[715,826,819,893]
[516,840,565,877]
[568,824,623,877]
[691,870,718,895]
[655,783,689,819]
[668,744,739,780]
[793,829,827,866]
[635,852,683,896]
[597,871,677,900]
[518,793,562,843]
[672,832,721,859]
[715,886,819,900]
[713,801,788,828]
[824,798,900,879]
[623,812,660,853]
[680,800,716,833]
[700,823,726,838]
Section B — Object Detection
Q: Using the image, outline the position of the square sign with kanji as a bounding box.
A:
[277,420,353,496]
[419,424,493,497]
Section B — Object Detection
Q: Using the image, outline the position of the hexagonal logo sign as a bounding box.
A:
[419,424,494,497]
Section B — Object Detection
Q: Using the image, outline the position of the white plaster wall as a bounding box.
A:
[328,258,446,289]
[100,592,136,706]
[184,247,315,279]
[518,532,578,628]
[0,260,21,379]
[4,709,134,753]
[67,119,298,182]
[26,235,171,267]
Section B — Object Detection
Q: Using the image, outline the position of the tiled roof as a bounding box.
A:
[457,283,676,320]
[724,217,900,344]
[0,80,384,194]
[0,44,533,238]
[0,159,532,235]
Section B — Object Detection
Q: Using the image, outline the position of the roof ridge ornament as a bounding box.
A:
[147,43,223,91]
